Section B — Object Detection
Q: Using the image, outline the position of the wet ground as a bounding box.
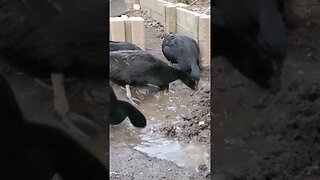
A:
[109,9,211,179]
[213,23,320,179]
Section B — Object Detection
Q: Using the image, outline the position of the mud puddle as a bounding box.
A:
[110,83,210,173]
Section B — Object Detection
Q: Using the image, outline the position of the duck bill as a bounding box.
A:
[194,81,199,91]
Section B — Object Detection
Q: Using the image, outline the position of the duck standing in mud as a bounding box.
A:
[162,33,201,86]
[109,50,198,105]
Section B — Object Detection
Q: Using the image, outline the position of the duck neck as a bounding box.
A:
[191,62,200,80]
[175,69,189,82]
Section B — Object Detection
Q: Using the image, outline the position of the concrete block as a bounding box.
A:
[199,41,210,53]
[200,51,211,68]
[110,18,125,41]
[165,5,177,23]
[176,25,195,40]
[165,22,176,33]
[165,3,190,22]
[164,5,176,30]
[154,0,171,14]
[140,0,172,13]
[175,3,189,7]
[199,40,210,68]
[140,0,173,25]
[124,19,132,42]
[130,17,145,49]
[164,3,191,33]
[198,15,210,41]
[176,7,200,40]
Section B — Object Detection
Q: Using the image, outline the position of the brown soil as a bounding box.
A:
[110,2,211,179]
[213,24,320,179]
[110,145,206,180]
[158,70,211,144]
[125,3,211,145]
[109,27,210,179]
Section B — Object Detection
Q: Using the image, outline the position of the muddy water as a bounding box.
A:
[110,86,210,172]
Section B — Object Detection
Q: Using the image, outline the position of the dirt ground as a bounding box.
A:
[213,23,320,179]
[110,27,210,180]
[157,69,210,144]
[110,1,211,179]
[126,0,211,145]
[110,145,206,180]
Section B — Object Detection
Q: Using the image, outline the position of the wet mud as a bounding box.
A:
[213,24,320,179]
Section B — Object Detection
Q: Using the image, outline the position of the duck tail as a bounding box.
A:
[118,100,147,128]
